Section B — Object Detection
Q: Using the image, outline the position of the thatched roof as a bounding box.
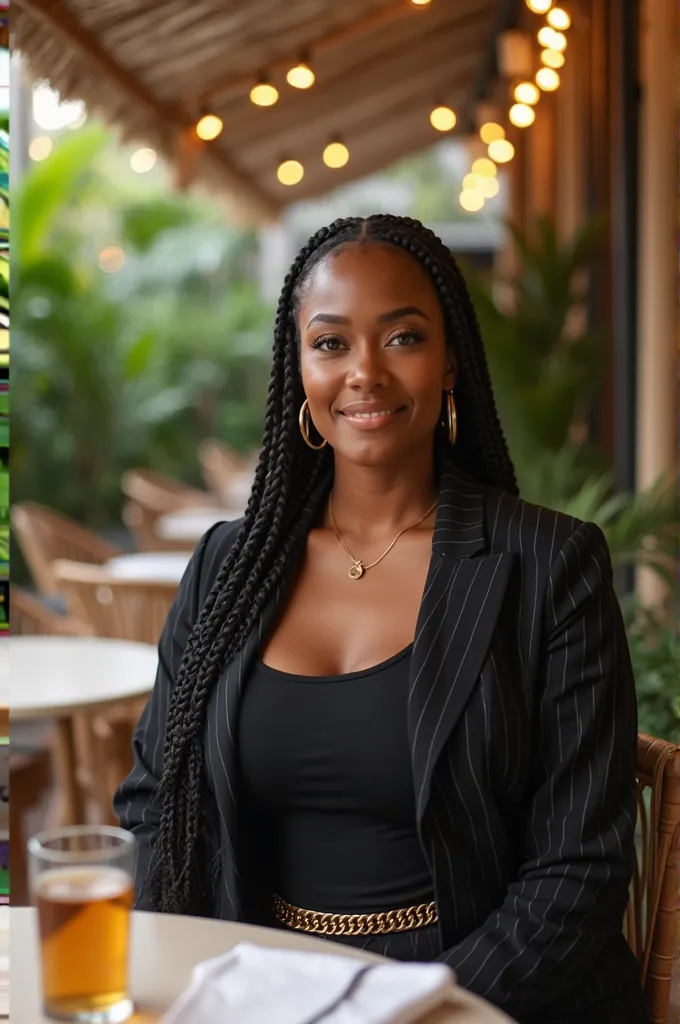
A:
[13,0,504,222]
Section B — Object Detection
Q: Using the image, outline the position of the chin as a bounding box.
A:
[333,439,411,470]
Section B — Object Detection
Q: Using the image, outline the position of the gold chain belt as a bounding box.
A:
[273,893,438,937]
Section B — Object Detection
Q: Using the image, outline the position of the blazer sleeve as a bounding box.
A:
[112,522,233,909]
[438,521,638,1016]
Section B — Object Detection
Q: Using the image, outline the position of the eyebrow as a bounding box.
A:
[306,306,430,329]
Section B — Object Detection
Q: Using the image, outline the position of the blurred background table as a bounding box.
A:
[106,551,191,584]
[154,507,239,546]
[11,908,513,1024]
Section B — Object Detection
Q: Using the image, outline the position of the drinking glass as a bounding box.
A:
[28,825,136,1023]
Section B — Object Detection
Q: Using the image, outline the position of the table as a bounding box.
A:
[106,552,192,584]
[11,909,513,1023]
[155,506,243,545]
[9,637,158,824]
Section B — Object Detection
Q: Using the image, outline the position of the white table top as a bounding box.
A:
[156,506,242,544]
[9,637,158,719]
[106,552,192,584]
[11,908,511,1023]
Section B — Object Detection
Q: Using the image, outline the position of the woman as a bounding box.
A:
[115,215,648,1024]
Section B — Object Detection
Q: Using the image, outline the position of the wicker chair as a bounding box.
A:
[121,468,213,552]
[12,586,92,637]
[625,733,680,1023]
[11,503,121,598]
[197,438,255,506]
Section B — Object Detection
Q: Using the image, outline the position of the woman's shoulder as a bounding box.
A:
[195,516,244,599]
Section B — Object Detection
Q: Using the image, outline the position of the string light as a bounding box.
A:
[463,173,480,192]
[509,102,536,128]
[409,0,433,7]
[471,157,497,178]
[250,78,279,107]
[196,113,223,140]
[323,141,350,169]
[536,66,560,91]
[130,147,157,173]
[429,106,456,131]
[548,30,567,51]
[287,61,315,89]
[98,246,126,273]
[547,7,571,29]
[460,190,484,212]
[541,48,565,68]
[28,136,52,161]
[478,177,500,199]
[488,138,515,163]
[525,0,553,11]
[514,81,540,105]
[480,122,505,144]
[277,159,304,185]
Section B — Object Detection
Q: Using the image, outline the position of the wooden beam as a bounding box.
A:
[13,0,281,221]
[196,0,419,108]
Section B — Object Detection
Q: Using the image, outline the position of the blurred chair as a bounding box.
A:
[197,438,254,506]
[625,733,680,1023]
[12,586,92,637]
[11,503,122,598]
[121,468,213,552]
[52,560,177,820]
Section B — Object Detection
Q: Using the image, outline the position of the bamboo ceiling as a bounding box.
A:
[12,0,502,222]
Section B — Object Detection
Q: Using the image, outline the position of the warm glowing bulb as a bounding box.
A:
[98,246,126,273]
[409,0,433,6]
[488,138,515,163]
[536,67,560,91]
[548,30,567,51]
[514,81,540,105]
[541,47,565,68]
[28,136,53,161]
[480,122,505,144]
[547,7,571,29]
[277,159,304,185]
[478,176,500,199]
[130,147,157,173]
[250,81,279,107]
[525,0,553,11]
[471,157,497,178]
[509,102,536,128]
[286,62,315,89]
[429,106,456,132]
[196,113,223,140]
[323,141,349,169]
[463,173,480,192]
[537,26,557,47]
[460,190,484,212]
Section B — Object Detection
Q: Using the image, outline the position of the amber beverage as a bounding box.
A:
[28,826,136,1023]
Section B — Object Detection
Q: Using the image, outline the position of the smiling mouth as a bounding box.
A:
[339,406,407,428]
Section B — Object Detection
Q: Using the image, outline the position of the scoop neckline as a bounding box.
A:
[255,642,414,683]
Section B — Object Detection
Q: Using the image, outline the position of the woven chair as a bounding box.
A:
[11,503,122,598]
[121,468,213,552]
[197,438,251,505]
[52,559,176,822]
[12,586,92,637]
[625,733,680,1023]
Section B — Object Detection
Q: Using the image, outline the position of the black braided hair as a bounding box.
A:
[147,214,518,915]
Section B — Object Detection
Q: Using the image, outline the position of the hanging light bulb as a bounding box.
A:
[471,157,497,178]
[130,147,157,173]
[460,190,485,212]
[509,102,536,128]
[429,105,456,131]
[514,81,540,105]
[287,60,315,90]
[478,176,500,199]
[251,77,279,107]
[537,26,556,47]
[541,47,565,68]
[462,173,481,192]
[525,0,553,11]
[548,30,567,50]
[536,66,561,91]
[547,7,571,29]
[409,0,433,7]
[488,138,515,163]
[480,121,505,144]
[196,113,223,141]
[277,159,304,185]
[323,140,350,169]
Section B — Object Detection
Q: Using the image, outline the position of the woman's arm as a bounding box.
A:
[112,521,237,908]
[438,521,638,1016]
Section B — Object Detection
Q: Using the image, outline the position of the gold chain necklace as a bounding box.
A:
[328,495,438,580]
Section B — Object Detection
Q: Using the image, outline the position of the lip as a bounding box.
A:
[338,403,407,430]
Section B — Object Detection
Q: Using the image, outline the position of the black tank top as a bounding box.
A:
[238,644,434,914]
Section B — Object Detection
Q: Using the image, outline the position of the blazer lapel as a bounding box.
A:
[408,462,515,828]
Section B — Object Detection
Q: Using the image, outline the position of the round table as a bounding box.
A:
[155,506,242,545]
[11,909,513,1023]
[106,552,192,584]
[9,637,158,824]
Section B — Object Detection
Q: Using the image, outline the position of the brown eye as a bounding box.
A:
[386,330,424,347]
[311,335,347,351]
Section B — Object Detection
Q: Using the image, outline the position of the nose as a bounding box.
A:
[346,340,390,391]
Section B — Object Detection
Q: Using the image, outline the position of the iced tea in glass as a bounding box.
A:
[28,825,135,1023]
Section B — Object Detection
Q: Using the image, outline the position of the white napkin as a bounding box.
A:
[162,941,458,1024]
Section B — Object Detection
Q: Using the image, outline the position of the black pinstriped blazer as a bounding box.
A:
[114,460,649,1024]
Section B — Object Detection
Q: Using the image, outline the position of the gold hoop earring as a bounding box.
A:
[299,398,327,450]
[444,390,457,446]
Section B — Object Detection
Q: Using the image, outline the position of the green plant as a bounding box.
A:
[622,599,680,742]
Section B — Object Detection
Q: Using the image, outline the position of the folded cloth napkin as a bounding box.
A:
[162,941,458,1024]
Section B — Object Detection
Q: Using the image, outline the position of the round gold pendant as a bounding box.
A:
[348,561,364,580]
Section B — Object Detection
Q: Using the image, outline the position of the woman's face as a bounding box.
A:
[297,242,456,468]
